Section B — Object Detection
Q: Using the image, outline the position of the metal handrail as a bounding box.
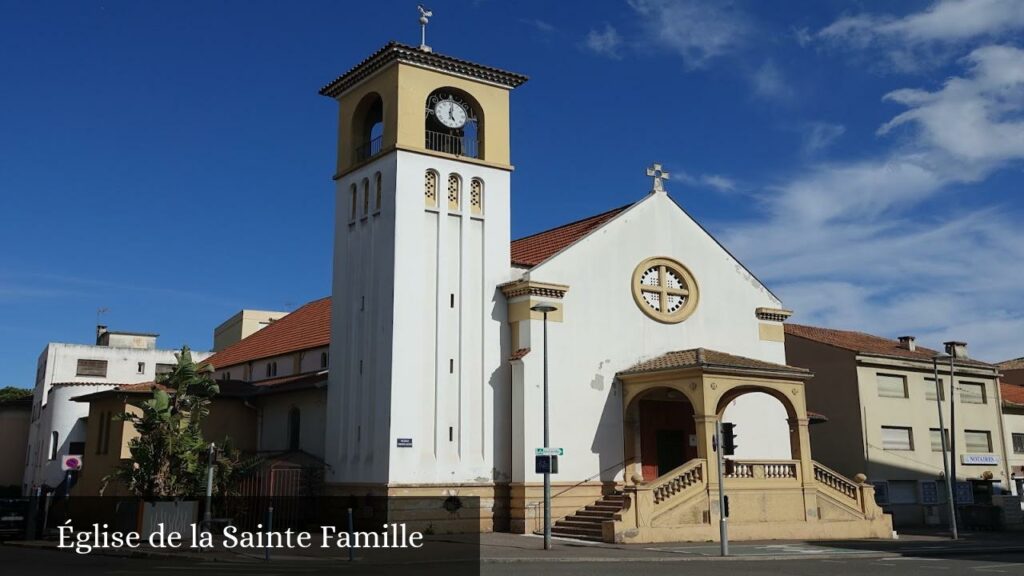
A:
[425,130,478,158]
[355,136,382,162]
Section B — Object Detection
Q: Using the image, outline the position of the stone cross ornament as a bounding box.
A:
[647,163,670,192]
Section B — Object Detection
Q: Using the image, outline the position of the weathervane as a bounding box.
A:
[646,163,670,193]
[418,5,433,52]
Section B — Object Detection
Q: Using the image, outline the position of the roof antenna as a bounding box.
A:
[418,5,433,52]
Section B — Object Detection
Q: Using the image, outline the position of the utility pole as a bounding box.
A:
[933,357,957,540]
[204,442,216,529]
[532,303,557,550]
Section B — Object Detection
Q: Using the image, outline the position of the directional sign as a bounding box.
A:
[535,447,563,456]
[535,455,559,474]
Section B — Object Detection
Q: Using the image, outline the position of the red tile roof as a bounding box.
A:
[510,204,632,268]
[1002,383,1024,407]
[785,324,993,367]
[204,297,331,370]
[998,357,1024,370]
[619,348,810,376]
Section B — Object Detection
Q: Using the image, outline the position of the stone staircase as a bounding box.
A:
[548,492,625,542]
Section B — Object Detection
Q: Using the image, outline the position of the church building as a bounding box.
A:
[320,38,891,543]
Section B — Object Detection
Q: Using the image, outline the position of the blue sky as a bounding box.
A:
[2,0,1023,387]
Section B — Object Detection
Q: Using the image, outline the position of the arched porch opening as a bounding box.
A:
[716,386,798,461]
[625,386,698,482]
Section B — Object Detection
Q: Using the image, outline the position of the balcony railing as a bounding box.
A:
[425,130,478,158]
[355,135,382,162]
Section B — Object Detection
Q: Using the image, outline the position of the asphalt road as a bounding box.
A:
[482,554,1024,575]
[3,542,1024,576]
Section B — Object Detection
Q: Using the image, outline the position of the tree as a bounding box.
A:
[103,346,221,498]
[0,386,32,403]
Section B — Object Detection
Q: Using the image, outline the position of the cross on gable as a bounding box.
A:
[646,163,670,192]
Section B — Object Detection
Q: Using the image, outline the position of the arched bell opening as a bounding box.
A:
[424,87,483,159]
[351,92,384,162]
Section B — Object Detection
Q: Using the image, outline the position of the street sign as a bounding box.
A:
[961,454,998,465]
[535,447,563,456]
[396,438,413,448]
[535,455,559,474]
[62,455,82,471]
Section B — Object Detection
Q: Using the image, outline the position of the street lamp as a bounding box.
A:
[531,302,557,551]
[932,356,957,540]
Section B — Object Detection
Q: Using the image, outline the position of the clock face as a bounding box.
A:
[434,99,468,129]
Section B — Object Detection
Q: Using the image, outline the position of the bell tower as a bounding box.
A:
[319,41,527,493]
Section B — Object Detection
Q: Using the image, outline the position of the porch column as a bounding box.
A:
[694,414,719,486]
[790,416,818,521]
[624,401,642,483]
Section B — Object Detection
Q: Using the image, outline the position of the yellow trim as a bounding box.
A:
[631,256,699,324]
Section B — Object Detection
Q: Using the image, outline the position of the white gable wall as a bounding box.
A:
[513,192,790,483]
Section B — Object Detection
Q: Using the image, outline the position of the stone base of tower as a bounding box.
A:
[323,482,510,534]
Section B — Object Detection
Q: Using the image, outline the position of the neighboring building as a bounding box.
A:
[315,40,890,542]
[0,391,32,493]
[999,377,1024,497]
[786,324,1007,527]
[204,297,330,461]
[70,381,257,496]
[212,309,289,352]
[23,327,209,494]
[1000,358,1024,386]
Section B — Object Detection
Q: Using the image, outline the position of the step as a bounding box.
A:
[550,531,604,542]
[549,524,603,537]
[575,509,616,519]
[585,504,622,512]
[555,519,605,530]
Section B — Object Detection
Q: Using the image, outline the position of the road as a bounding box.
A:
[482,554,1024,575]
[2,542,1023,576]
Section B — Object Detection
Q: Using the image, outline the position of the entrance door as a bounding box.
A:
[656,430,686,476]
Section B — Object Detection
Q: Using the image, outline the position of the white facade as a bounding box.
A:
[24,340,209,492]
[326,149,512,485]
[509,192,790,484]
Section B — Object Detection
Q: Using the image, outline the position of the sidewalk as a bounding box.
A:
[6,529,1024,564]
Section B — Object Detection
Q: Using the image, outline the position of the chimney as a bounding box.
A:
[897,336,916,351]
[944,341,968,359]
[95,325,108,345]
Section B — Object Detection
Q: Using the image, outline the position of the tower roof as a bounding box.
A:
[319,41,528,98]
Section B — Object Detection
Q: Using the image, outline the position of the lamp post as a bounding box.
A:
[932,356,957,540]
[531,303,557,551]
[944,340,967,533]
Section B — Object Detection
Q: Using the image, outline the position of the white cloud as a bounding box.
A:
[879,45,1024,170]
[700,174,737,193]
[674,169,739,194]
[801,122,846,154]
[627,0,749,69]
[584,24,623,59]
[717,46,1024,362]
[751,60,794,101]
[521,19,556,34]
[818,0,1024,70]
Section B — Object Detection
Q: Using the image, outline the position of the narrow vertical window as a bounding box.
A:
[320,351,329,369]
[49,431,59,460]
[424,170,438,208]
[374,172,382,213]
[349,183,358,221]
[288,407,301,451]
[470,178,483,215]
[447,173,461,211]
[362,178,370,216]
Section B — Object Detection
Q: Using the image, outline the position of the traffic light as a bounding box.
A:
[721,422,738,456]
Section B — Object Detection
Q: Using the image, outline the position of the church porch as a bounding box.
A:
[603,348,892,543]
